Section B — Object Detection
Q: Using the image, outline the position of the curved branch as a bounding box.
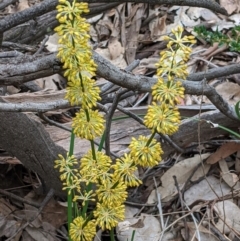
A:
[182,80,238,120]
[3,3,120,44]
[0,52,238,120]
[0,0,56,34]
[84,0,227,15]
[0,0,227,37]
[94,52,239,120]
[187,63,240,82]
[0,99,70,112]
[0,0,18,11]
[0,53,61,85]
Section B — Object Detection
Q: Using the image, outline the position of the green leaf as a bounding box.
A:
[235,101,240,120]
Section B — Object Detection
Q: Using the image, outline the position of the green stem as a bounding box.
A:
[78,65,97,218]
[146,130,157,146]
[81,182,92,217]
[110,228,115,241]
[69,130,75,156]
[218,125,240,139]
[67,189,73,240]
[98,131,105,151]
[90,140,96,160]
[131,230,136,241]
[67,130,75,241]
[81,140,95,216]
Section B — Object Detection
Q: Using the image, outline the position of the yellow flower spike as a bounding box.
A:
[161,26,196,56]
[66,77,101,107]
[129,135,163,167]
[152,78,185,106]
[94,202,125,230]
[112,153,142,187]
[56,13,62,19]
[176,25,184,33]
[96,180,128,206]
[80,150,112,184]
[70,217,96,241]
[69,13,73,20]
[163,35,170,41]
[144,103,181,135]
[72,109,105,140]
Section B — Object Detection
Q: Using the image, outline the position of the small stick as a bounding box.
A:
[153,177,165,230]
[34,35,49,55]
[0,188,41,208]
[5,188,55,241]
[173,175,189,241]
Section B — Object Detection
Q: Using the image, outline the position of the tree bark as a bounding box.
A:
[0,112,66,194]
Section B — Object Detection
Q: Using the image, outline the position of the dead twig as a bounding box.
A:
[0,188,41,208]
[153,177,165,230]
[173,175,189,241]
[5,189,55,241]
[105,88,128,156]
[34,35,49,55]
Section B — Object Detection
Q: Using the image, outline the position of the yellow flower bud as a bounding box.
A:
[59,0,67,3]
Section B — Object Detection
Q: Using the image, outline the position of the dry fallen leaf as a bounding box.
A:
[181,222,219,241]
[147,153,211,203]
[207,142,240,164]
[203,82,240,105]
[0,214,20,239]
[42,198,67,229]
[184,176,231,206]
[125,3,145,64]
[213,200,240,234]
[95,48,127,69]
[219,159,240,189]
[9,0,29,13]
[235,150,240,172]
[219,0,239,15]
[117,206,161,241]
[149,13,167,41]
[25,226,50,241]
[45,33,59,52]
[108,37,124,60]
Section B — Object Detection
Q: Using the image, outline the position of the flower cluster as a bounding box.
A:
[126,26,196,180]
[55,0,104,142]
[54,1,196,239]
[145,26,196,132]
[54,0,144,239]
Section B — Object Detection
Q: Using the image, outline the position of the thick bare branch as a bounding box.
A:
[0,52,238,120]
[0,0,227,37]
[0,99,70,112]
[81,0,227,14]
[0,0,18,11]
[187,63,240,82]
[3,3,120,44]
[0,0,56,34]
[0,53,61,86]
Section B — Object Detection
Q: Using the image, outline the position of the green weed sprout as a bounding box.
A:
[194,25,240,52]
[54,1,196,240]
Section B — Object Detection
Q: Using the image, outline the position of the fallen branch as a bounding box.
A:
[0,0,227,33]
[0,52,239,120]
[0,0,18,11]
[0,99,70,112]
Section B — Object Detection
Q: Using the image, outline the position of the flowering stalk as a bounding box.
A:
[54,0,134,240]
[54,0,196,240]
[127,26,196,168]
